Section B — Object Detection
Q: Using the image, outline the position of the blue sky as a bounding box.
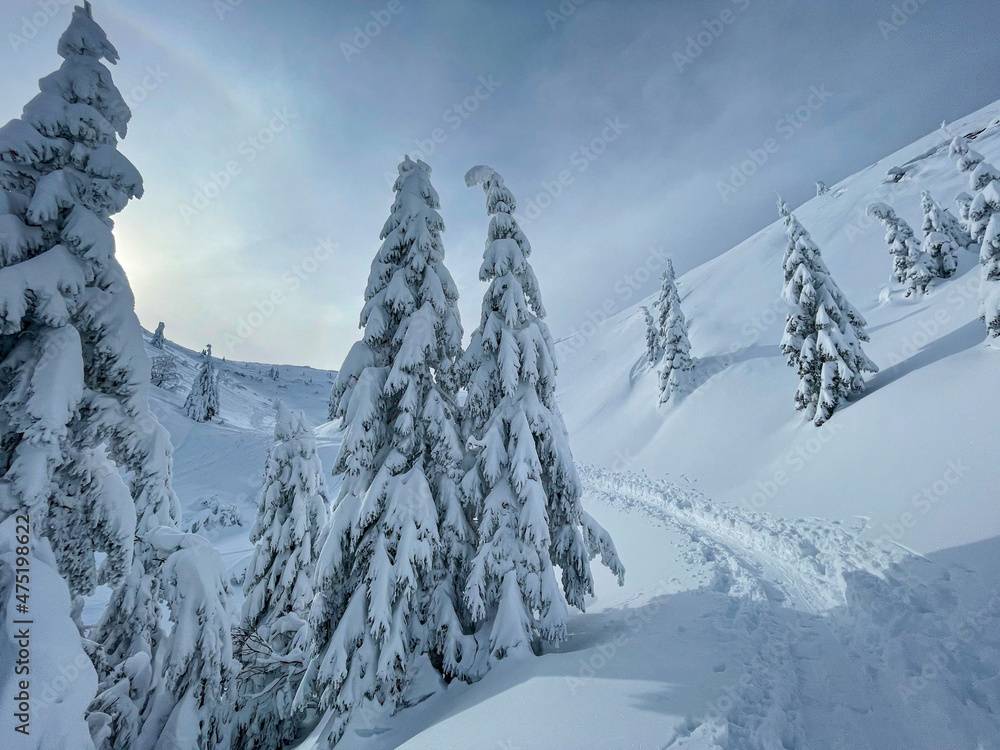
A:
[2,0,999,368]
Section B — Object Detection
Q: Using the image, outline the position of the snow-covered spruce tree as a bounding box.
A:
[866,202,935,295]
[0,6,233,749]
[921,189,971,252]
[816,180,829,196]
[460,165,625,666]
[297,157,473,744]
[233,400,329,750]
[132,527,236,750]
[641,306,661,366]
[955,192,975,235]
[779,199,878,426]
[184,345,219,421]
[919,191,960,278]
[150,320,165,349]
[655,261,696,404]
[979,189,1000,337]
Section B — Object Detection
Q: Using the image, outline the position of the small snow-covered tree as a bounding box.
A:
[955,192,975,235]
[921,189,971,253]
[150,321,165,349]
[234,400,329,750]
[816,180,829,196]
[867,202,935,295]
[298,157,473,745]
[133,528,236,750]
[150,354,178,388]
[954,137,1000,247]
[184,346,219,422]
[919,191,960,278]
[459,165,625,667]
[641,306,661,366]
[779,199,877,426]
[655,262,696,403]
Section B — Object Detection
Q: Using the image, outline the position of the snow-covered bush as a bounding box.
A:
[299,157,472,745]
[459,164,625,667]
[150,321,165,349]
[185,496,242,534]
[184,346,219,421]
[150,354,178,389]
[780,199,878,426]
[233,400,329,750]
[816,180,829,196]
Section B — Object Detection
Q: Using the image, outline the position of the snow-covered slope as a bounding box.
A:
[80,333,341,626]
[560,100,1000,557]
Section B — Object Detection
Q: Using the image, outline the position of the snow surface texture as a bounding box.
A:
[129,333,1000,750]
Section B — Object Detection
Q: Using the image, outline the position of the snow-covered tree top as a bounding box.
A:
[58,3,120,64]
[273,398,310,443]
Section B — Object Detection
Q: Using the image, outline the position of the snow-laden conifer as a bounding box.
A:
[459,164,624,666]
[955,192,975,235]
[921,189,971,252]
[867,202,935,295]
[919,190,961,278]
[299,157,473,745]
[150,321,165,349]
[642,305,661,366]
[978,185,1000,337]
[780,199,877,425]
[655,261,696,403]
[0,6,234,748]
[132,528,236,750]
[233,400,329,750]
[184,345,219,422]
[816,181,829,196]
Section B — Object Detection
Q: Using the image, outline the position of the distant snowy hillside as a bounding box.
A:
[79,332,341,626]
[560,99,1000,557]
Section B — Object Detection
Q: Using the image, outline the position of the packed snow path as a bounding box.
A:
[579,465,1000,750]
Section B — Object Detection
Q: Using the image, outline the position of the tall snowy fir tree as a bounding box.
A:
[655,261,696,404]
[297,157,473,745]
[779,200,877,426]
[867,202,934,295]
[641,305,661,366]
[234,400,329,750]
[150,320,165,349]
[459,164,624,668]
[184,345,219,421]
[0,6,233,749]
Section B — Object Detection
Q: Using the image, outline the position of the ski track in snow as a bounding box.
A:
[579,464,1000,750]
